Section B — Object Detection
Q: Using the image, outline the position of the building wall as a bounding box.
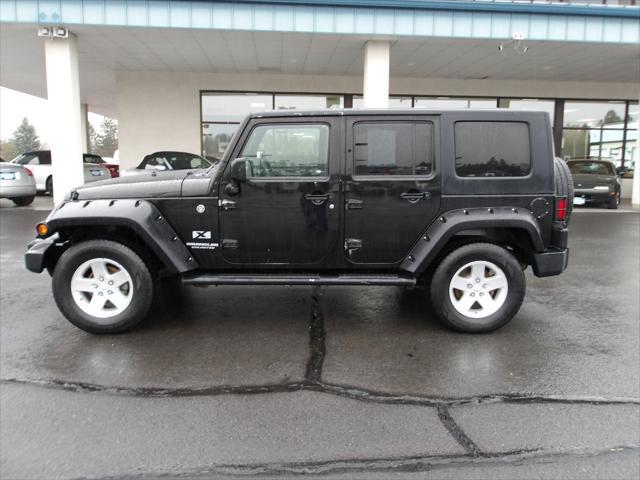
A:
[116,70,639,169]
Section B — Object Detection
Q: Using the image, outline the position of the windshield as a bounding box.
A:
[144,152,212,170]
[568,161,615,176]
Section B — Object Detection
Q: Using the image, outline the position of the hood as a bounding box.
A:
[72,170,189,200]
[571,173,617,189]
[70,167,219,200]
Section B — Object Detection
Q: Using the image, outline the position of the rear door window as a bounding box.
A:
[353,122,433,176]
[454,122,530,177]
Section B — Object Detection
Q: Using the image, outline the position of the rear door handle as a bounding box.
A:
[305,193,330,205]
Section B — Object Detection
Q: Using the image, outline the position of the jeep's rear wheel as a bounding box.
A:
[52,240,153,334]
[430,243,525,333]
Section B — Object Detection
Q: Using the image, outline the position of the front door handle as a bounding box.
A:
[305,193,330,206]
[400,191,430,204]
[219,199,237,210]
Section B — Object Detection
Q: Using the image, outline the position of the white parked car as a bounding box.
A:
[0,161,37,206]
[11,150,113,194]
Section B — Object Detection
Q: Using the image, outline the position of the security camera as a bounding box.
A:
[37,26,52,38]
[53,27,68,38]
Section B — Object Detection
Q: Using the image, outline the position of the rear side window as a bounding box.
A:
[38,152,52,165]
[353,122,433,176]
[454,122,530,177]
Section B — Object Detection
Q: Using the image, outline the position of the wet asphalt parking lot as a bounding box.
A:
[1,196,639,479]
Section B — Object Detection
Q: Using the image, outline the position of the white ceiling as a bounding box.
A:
[1,23,639,116]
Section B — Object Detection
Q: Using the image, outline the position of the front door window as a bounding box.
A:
[240,124,329,178]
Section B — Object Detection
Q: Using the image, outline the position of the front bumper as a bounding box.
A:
[25,233,59,273]
[574,189,616,204]
[531,248,569,277]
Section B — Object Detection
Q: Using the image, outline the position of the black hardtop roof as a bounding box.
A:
[249,108,549,119]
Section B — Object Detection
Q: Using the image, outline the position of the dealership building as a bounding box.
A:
[1,0,639,204]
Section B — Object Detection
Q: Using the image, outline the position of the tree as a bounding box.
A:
[0,140,16,161]
[96,117,118,157]
[600,110,623,126]
[88,124,100,154]
[11,117,40,154]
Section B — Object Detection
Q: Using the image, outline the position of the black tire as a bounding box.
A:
[52,240,154,334]
[607,192,620,210]
[554,158,574,219]
[430,243,526,333]
[45,176,53,196]
[11,196,35,206]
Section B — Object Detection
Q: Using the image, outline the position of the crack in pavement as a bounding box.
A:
[437,404,482,457]
[66,446,640,479]
[304,286,326,384]
[2,377,638,406]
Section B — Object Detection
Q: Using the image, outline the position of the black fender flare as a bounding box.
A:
[44,199,198,273]
[400,207,545,274]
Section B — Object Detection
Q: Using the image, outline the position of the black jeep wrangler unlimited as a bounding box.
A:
[25,110,572,334]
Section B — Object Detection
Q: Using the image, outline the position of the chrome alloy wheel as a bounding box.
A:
[448,260,509,319]
[70,258,133,320]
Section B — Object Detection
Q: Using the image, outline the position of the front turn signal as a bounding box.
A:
[36,223,49,236]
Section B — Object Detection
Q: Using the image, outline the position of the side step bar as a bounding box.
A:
[182,273,416,286]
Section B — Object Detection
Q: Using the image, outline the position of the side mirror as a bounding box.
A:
[229,158,247,182]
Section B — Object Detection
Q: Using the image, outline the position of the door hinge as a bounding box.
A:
[222,239,239,249]
[346,198,363,210]
[344,238,362,256]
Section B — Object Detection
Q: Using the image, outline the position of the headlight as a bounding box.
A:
[593,186,610,191]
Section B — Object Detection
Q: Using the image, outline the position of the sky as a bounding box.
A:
[0,87,109,146]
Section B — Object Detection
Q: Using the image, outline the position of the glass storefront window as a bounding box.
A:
[561,129,592,161]
[415,97,497,109]
[202,123,239,161]
[498,98,555,124]
[563,101,627,129]
[274,95,343,110]
[202,93,272,123]
[352,96,413,108]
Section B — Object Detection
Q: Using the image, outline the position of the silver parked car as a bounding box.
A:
[11,150,113,194]
[0,161,37,206]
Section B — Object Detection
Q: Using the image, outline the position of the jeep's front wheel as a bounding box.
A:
[52,240,154,334]
[430,243,525,333]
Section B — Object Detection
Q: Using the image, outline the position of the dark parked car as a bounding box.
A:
[567,159,621,209]
[121,151,212,176]
[25,109,572,334]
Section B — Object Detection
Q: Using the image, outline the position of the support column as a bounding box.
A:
[362,41,390,108]
[44,33,84,205]
[633,93,640,207]
[80,103,89,153]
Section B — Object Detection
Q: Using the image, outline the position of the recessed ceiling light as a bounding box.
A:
[541,65,552,70]
[407,62,416,67]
